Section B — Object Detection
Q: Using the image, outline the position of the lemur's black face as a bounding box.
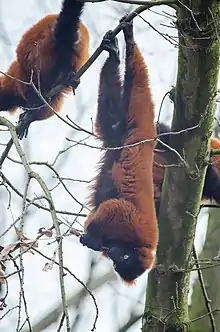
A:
[107,245,145,282]
[80,223,147,282]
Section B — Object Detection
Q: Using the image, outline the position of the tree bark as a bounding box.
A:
[143,1,220,331]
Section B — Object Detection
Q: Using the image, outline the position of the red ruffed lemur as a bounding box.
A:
[0,0,89,138]
[80,18,158,284]
[154,122,220,214]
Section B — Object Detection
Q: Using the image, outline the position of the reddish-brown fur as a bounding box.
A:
[210,138,220,173]
[0,1,89,122]
[153,127,220,211]
[81,22,158,284]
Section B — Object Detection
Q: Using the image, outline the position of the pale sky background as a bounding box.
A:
[0,1,212,331]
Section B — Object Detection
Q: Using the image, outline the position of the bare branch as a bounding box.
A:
[192,246,217,332]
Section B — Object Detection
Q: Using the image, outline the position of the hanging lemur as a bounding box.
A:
[80,18,159,285]
[0,0,89,138]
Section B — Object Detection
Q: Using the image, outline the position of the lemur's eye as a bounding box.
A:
[123,254,129,260]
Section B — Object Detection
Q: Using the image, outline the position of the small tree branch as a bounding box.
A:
[192,245,217,332]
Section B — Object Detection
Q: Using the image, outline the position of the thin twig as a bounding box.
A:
[32,247,99,332]
[191,309,220,323]
[16,177,32,332]
[137,14,178,46]
[0,306,19,321]
[11,257,32,332]
[0,171,87,218]
[6,157,90,212]
[157,89,173,124]
[82,0,177,7]
[192,245,217,332]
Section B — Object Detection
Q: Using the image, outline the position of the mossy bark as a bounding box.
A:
[190,207,220,332]
[143,1,220,331]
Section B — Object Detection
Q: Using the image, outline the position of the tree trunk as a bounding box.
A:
[143,1,220,331]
